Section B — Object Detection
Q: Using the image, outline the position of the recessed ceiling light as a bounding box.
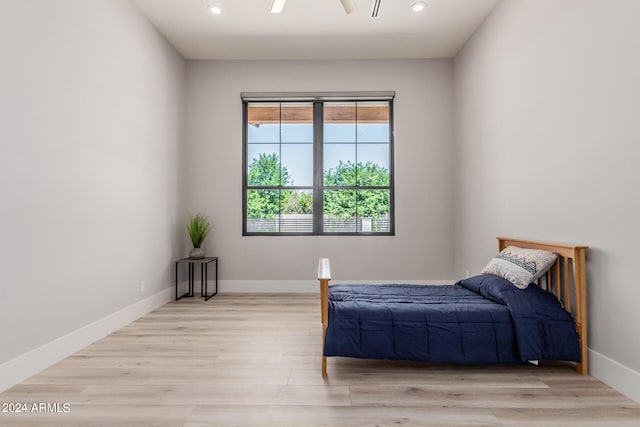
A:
[207,4,222,15]
[411,1,426,13]
[271,0,286,14]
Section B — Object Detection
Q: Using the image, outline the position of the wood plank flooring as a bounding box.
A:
[1,293,638,426]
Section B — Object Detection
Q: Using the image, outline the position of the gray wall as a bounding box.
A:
[185,60,454,284]
[0,0,186,363]
[453,0,640,374]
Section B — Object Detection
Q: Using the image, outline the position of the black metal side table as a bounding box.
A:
[175,257,218,301]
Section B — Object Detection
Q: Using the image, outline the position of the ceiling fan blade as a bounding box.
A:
[340,0,357,14]
[371,0,382,18]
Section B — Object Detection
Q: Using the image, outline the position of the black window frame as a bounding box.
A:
[242,92,395,236]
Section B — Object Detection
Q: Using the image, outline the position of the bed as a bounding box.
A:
[317,237,588,377]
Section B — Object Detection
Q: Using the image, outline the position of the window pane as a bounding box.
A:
[357,190,391,232]
[356,102,390,143]
[324,143,356,171]
[323,190,357,232]
[247,148,281,186]
[246,189,283,232]
[247,103,280,143]
[356,144,390,186]
[324,124,356,143]
[247,124,280,143]
[281,103,313,143]
[281,143,313,186]
[281,124,312,143]
[357,123,390,143]
[324,144,356,186]
[325,160,357,187]
[280,190,313,232]
[324,102,356,143]
[246,189,313,233]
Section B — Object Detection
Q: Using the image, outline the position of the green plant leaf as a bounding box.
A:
[187,213,211,248]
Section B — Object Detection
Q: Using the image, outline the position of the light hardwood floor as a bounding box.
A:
[1,294,639,426]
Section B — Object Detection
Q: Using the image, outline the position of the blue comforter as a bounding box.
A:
[324,274,580,365]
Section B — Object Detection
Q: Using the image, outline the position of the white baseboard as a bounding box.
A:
[220,280,318,293]
[589,348,640,404]
[0,287,173,393]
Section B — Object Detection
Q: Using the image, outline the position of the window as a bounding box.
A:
[242,92,394,235]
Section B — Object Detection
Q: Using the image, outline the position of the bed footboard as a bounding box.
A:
[317,258,331,377]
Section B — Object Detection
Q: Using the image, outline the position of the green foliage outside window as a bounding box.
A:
[283,191,313,214]
[247,155,389,220]
[247,153,290,218]
[324,161,390,219]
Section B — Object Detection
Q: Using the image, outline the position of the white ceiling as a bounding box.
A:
[132,0,500,60]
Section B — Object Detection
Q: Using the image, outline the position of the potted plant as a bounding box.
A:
[187,213,211,259]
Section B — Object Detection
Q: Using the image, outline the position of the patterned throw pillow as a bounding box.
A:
[481,246,558,289]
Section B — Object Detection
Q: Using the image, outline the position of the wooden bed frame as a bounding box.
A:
[317,237,588,377]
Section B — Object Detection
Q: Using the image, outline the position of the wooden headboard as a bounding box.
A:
[497,237,588,375]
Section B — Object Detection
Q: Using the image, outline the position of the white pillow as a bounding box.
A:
[481,246,557,289]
